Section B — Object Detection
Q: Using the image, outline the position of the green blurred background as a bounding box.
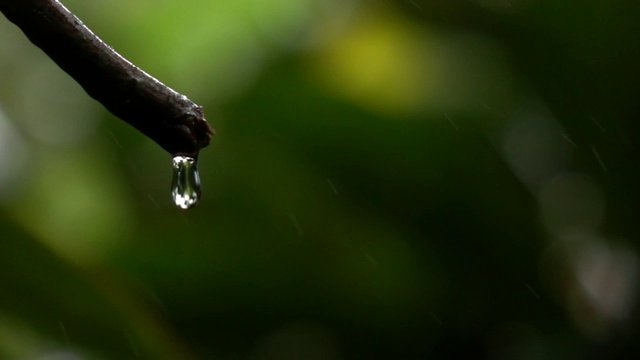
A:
[1,0,639,359]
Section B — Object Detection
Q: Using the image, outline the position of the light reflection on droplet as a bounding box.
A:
[171,156,201,210]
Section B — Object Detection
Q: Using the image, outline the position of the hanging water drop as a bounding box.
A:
[171,155,201,210]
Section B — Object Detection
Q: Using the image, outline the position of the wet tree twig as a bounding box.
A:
[0,0,214,156]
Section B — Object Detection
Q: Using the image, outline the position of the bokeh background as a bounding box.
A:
[1,0,639,359]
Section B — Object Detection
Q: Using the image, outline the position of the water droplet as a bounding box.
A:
[171,156,201,210]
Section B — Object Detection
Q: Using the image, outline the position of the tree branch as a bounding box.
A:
[0,0,214,156]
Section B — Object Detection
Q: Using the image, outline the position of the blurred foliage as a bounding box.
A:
[1,0,639,359]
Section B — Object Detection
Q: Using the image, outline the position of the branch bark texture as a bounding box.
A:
[0,0,214,156]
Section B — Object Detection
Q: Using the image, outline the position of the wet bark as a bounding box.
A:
[0,0,214,156]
